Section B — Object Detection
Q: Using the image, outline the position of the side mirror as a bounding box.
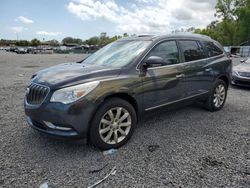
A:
[240,59,245,63]
[143,56,166,68]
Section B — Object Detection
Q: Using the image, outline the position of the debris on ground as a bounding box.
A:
[103,149,117,156]
[87,166,117,188]
[201,156,223,167]
[39,182,49,188]
[89,164,108,174]
[148,145,160,152]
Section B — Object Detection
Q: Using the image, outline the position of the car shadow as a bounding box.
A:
[25,128,99,154]
[138,102,204,127]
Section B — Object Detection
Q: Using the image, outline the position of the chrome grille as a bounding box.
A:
[26,83,49,105]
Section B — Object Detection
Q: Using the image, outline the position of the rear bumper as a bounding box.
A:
[231,76,250,87]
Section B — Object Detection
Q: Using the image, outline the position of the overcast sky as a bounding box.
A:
[0,0,217,41]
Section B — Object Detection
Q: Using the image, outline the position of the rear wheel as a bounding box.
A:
[204,79,228,111]
[89,98,136,150]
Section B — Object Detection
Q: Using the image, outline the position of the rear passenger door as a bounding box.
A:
[178,40,212,97]
[202,41,225,83]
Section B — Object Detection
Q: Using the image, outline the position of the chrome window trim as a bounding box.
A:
[147,54,225,70]
[25,82,50,107]
[145,91,209,111]
[135,38,225,71]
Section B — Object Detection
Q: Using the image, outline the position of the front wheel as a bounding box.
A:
[89,98,137,150]
[204,79,228,111]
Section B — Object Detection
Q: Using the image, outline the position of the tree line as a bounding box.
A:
[0,33,130,47]
[194,0,250,46]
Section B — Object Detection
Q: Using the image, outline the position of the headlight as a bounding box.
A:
[50,81,100,104]
[232,70,239,76]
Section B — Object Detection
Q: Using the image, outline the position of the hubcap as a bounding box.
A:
[99,107,132,144]
[213,84,226,108]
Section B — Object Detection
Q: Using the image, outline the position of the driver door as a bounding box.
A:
[140,40,187,110]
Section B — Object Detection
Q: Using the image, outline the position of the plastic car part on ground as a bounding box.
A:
[89,163,108,174]
[103,149,118,155]
[39,182,49,188]
[87,166,117,188]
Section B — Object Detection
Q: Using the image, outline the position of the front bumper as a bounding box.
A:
[26,116,80,138]
[231,75,250,87]
[24,97,98,139]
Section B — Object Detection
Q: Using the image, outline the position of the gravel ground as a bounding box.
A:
[0,51,249,188]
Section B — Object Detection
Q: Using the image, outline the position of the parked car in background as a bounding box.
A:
[5,47,10,52]
[27,47,35,54]
[16,48,27,54]
[8,47,18,52]
[232,58,250,87]
[24,34,232,149]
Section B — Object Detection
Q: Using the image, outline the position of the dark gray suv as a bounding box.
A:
[24,34,232,149]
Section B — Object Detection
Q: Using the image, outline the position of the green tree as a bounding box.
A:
[236,0,250,43]
[74,38,83,44]
[85,37,100,45]
[215,0,237,19]
[30,38,41,46]
[62,37,82,44]
[99,32,110,44]
[62,37,74,44]
[195,0,249,45]
[16,40,29,46]
[47,39,60,46]
[123,33,129,37]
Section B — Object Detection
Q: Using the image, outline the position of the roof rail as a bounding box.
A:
[189,33,212,39]
[137,35,155,37]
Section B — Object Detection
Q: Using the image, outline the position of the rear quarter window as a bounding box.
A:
[202,41,224,57]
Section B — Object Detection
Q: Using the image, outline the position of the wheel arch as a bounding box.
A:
[217,74,229,87]
[103,93,139,116]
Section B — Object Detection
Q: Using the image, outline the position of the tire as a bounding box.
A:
[204,79,228,111]
[89,98,137,150]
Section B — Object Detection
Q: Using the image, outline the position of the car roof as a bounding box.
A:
[119,33,213,42]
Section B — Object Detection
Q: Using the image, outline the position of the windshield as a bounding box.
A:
[82,40,151,67]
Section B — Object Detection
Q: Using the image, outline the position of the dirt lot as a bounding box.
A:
[0,51,249,188]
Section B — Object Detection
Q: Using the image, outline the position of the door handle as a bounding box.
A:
[176,74,185,78]
[205,68,212,72]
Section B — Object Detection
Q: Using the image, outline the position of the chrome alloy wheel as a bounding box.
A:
[213,84,226,108]
[99,107,132,144]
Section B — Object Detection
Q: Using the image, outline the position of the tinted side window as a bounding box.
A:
[179,40,206,62]
[203,41,223,57]
[148,41,180,65]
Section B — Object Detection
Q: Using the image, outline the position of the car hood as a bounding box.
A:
[234,63,250,72]
[32,62,121,88]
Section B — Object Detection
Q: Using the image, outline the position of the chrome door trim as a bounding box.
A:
[145,91,209,111]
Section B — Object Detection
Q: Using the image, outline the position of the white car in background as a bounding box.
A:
[232,58,250,87]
